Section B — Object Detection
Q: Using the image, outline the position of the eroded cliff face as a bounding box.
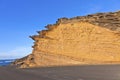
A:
[13,11,120,68]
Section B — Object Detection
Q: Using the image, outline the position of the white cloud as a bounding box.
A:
[0,46,32,59]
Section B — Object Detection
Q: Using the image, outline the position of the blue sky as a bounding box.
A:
[0,0,120,59]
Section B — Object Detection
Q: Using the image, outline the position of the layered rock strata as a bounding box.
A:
[13,11,120,68]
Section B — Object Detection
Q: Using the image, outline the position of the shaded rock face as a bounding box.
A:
[13,11,120,68]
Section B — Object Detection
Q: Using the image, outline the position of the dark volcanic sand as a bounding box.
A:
[0,65,120,80]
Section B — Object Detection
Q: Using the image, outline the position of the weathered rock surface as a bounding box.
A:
[13,11,120,68]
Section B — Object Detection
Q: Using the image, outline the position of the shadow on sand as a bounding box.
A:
[0,64,120,80]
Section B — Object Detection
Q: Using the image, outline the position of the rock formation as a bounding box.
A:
[13,11,120,68]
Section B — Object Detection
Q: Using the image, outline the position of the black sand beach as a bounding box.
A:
[0,65,120,80]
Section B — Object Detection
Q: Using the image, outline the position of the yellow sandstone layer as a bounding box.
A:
[13,22,120,68]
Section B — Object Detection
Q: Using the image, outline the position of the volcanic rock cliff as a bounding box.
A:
[13,11,120,68]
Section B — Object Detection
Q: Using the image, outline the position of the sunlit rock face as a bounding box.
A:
[13,11,120,68]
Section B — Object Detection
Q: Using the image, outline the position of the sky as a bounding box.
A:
[0,0,120,59]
